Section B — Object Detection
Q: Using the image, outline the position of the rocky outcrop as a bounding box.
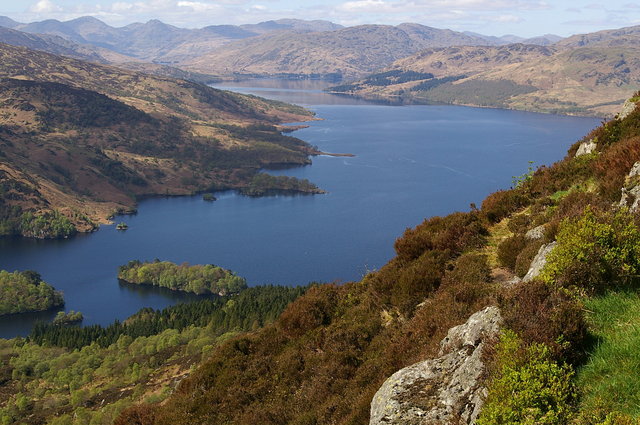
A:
[370,306,502,425]
[618,98,638,121]
[575,139,596,157]
[523,241,556,282]
[619,161,640,212]
[525,224,545,240]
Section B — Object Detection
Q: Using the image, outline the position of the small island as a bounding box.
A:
[239,173,325,196]
[202,193,217,202]
[118,260,247,295]
[52,310,83,325]
[0,270,64,315]
[116,222,128,230]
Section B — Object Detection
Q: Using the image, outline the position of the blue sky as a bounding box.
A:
[0,0,638,38]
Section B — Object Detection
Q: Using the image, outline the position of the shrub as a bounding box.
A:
[391,250,448,315]
[514,240,545,278]
[478,330,576,425]
[593,136,640,201]
[499,281,587,363]
[481,189,530,223]
[507,214,532,234]
[439,253,492,305]
[394,212,487,263]
[497,235,528,271]
[540,207,640,290]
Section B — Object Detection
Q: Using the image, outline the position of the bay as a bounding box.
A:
[0,80,600,338]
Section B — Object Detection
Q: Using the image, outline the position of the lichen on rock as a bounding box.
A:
[620,161,640,212]
[369,306,502,425]
[523,241,556,283]
[575,139,596,157]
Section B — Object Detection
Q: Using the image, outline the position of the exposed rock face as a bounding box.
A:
[575,139,596,157]
[619,161,640,212]
[618,98,637,121]
[523,241,557,282]
[370,306,502,425]
[525,224,545,240]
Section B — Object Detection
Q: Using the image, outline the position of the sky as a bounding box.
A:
[0,0,638,38]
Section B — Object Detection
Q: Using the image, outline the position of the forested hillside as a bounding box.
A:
[0,286,307,424]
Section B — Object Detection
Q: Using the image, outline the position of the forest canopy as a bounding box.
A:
[118,260,247,295]
[0,270,64,315]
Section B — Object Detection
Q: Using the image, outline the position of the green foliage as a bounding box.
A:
[19,210,76,239]
[0,270,64,315]
[52,310,83,325]
[239,173,322,196]
[540,207,640,289]
[30,285,305,350]
[576,291,640,421]
[478,330,576,425]
[0,285,306,424]
[118,260,247,295]
[512,161,536,189]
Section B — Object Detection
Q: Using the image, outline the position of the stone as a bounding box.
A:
[575,139,596,157]
[522,241,556,282]
[370,306,502,425]
[525,224,545,240]
[618,98,637,121]
[619,162,640,213]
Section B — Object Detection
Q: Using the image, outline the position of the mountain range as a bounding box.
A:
[1,15,639,116]
[0,16,562,80]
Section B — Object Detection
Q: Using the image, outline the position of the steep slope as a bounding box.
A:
[183,23,490,79]
[105,97,640,425]
[0,44,319,238]
[330,28,640,116]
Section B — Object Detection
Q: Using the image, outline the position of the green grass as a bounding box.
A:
[578,291,640,418]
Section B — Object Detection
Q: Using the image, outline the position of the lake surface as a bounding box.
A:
[0,80,600,338]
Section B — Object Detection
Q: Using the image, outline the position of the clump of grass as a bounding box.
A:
[577,291,640,421]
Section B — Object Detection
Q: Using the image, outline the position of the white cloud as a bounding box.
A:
[177,1,223,12]
[29,0,62,13]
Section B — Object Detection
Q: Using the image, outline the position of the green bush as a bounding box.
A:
[540,207,640,289]
[478,330,576,425]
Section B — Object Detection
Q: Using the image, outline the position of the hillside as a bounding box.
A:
[0,43,319,238]
[329,33,640,116]
[98,96,640,425]
[182,23,490,79]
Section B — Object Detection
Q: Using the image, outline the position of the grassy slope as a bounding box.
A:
[578,292,640,418]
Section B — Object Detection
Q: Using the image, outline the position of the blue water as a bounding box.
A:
[0,80,600,338]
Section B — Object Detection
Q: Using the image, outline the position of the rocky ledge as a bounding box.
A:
[370,306,502,425]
